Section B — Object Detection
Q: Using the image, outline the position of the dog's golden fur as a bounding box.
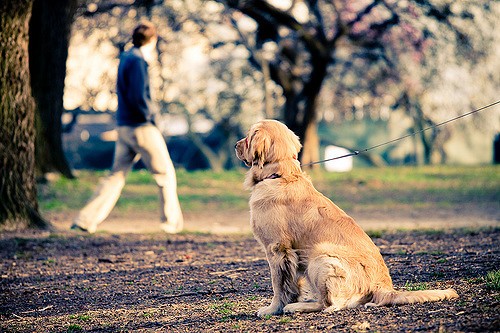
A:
[235,119,458,317]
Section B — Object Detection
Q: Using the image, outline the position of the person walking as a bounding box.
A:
[71,21,183,234]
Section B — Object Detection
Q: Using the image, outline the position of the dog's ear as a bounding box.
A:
[248,129,270,168]
[288,130,302,157]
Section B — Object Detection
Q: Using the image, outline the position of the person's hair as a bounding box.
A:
[132,21,157,47]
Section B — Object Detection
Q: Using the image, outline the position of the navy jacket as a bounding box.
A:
[116,47,157,126]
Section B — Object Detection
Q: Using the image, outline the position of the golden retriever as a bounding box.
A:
[235,119,458,317]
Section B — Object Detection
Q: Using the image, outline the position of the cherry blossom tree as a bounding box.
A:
[216,0,499,165]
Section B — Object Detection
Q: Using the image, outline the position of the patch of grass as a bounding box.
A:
[44,258,56,265]
[210,300,236,321]
[66,324,83,332]
[403,281,428,291]
[38,166,499,219]
[279,316,292,323]
[313,165,499,209]
[414,229,446,236]
[210,301,235,315]
[142,311,154,318]
[485,269,500,290]
[415,250,445,256]
[366,230,384,238]
[69,314,90,321]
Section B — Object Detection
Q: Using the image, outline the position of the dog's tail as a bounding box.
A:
[366,288,458,307]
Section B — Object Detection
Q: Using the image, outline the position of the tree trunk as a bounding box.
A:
[29,0,77,179]
[0,0,48,230]
[413,103,435,165]
[183,108,224,172]
[260,57,274,118]
[301,119,320,168]
[283,94,321,167]
[282,57,329,168]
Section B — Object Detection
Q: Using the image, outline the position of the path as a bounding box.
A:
[48,208,498,234]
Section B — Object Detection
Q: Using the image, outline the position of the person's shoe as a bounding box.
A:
[70,223,97,234]
[160,223,182,234]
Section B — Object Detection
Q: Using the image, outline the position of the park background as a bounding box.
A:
[61,0,499,173]
[1,0,499,237]
[56,0,499,233]
[1,1,499,332]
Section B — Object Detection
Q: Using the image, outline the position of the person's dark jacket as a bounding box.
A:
[116,47,158,126]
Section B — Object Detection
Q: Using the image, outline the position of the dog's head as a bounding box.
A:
[235,120,302,168]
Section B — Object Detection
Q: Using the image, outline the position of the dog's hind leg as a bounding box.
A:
[297,276,315,302]
[284,255,353,314]
[257,243,300,317]
[283,301,323,313]
[283,276,322,314]
[308,254,355,312]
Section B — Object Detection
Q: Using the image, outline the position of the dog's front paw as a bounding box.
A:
[257,305,283,317]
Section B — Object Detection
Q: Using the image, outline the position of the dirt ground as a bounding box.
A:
[1,212,499,333]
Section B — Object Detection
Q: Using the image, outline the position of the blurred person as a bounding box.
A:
[71,21,183,234]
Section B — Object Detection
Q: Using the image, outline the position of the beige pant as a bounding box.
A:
[74,124,183,233]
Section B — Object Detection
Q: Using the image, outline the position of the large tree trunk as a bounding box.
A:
[29,0,77,179]
[282,56,329,168]
[0,0,48,230]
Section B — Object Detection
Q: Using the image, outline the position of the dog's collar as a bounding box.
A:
[254,173,281,184]
[266,173,281,180]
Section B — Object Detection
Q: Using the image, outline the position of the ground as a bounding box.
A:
[0,215,499,332]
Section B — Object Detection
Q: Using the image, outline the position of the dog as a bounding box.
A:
[235,119,458,317]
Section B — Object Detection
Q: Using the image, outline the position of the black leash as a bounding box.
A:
[301,99,500,167]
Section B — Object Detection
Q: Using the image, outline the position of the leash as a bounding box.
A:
[301,99,500,167]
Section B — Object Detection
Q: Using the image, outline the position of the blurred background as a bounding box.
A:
[58,0,499,172]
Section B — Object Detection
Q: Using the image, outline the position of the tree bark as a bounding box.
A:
[300,118,320,168]
[413,102,436,165]
[279,52,329,167]
[0,0,48,230]
[29,0,77,179]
